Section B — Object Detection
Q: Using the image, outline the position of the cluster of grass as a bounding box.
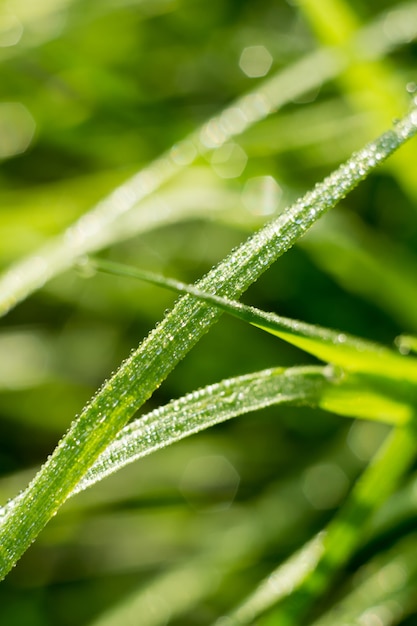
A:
[2,1,417,624]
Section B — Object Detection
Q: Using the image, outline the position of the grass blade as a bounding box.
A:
[298,0,417,199]
[310,535,417,626]
[4,362,404,517]
[91,257,417,384]
[1,1,417,315]
[0,110,416,580]
[259,421,417,626]
[214,420,417,626]
[73,366,327,495]
[0,49,341,317]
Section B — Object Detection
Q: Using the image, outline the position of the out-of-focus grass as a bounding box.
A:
[2,1,417,625]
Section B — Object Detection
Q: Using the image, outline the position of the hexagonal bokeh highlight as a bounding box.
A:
[239,45,273,78]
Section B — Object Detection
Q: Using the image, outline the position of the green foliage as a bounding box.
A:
[2,1,417,625]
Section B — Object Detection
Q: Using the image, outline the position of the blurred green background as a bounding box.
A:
[2,1,417,624]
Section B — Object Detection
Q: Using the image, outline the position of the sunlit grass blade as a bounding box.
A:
[1,1,417,316]
[1,362,409,522]
[213,421,417,625]
[224,527,417,626]
[73,366,327,495]
[0,109,416,581]
[0,50,341,317]
[91,257,417,384]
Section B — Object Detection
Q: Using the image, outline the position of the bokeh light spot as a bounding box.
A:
[242,176,282,216]
[239,45,273,78]
[0,103,36,159]
[170,139,197,165]
[180,455,240,510]
[0,12,23,47]
[347,421,389,462]
[210,142,247,178]
[302,463,349,510]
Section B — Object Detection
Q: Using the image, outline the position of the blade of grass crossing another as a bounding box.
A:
[1,361,406,519]
[0,111,417,580]
[90,258,417,385]
[73,366,327,495]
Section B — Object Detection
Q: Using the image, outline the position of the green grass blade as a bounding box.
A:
[212,533,326,626]
[259,421,417,626]
[298,0,417,199]
[73,366,327,495]
[0,49,341,317]
[3,364,409,524]
[214,421,417,626]
[0,111,416,581]
[223,523,417,626]
[1,1,417,316]
[4,364,405,517]
[310,534,417,626]
[91,257,417,384]
[76,366,414,497]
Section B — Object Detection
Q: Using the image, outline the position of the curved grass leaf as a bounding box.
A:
[0,110,416,581]
[2,360,409,525]
[3,363,402,517]
[0,366,406,518]
[73,366,327,494]
[74,366,415,496]
[91,258,417,385]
